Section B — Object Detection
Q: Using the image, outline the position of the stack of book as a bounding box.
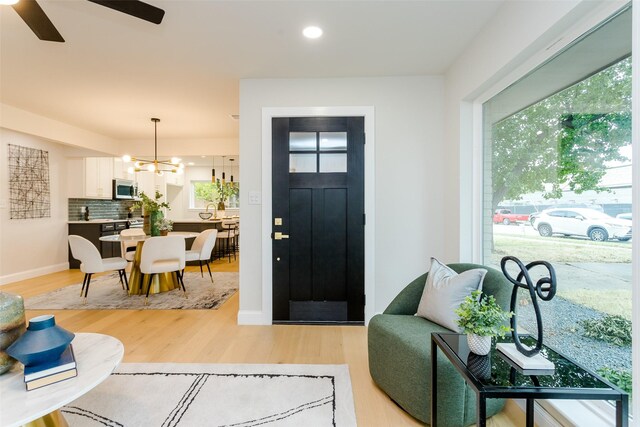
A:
[24,345,77,391]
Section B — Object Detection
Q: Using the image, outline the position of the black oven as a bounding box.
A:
[112,179,138,200]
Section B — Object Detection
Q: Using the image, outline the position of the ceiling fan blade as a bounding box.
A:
[11,0,64,42]
[88,0,165,25]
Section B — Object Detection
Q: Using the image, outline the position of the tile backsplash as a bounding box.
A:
[68,198,141,221]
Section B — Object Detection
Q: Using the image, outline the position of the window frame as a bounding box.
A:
[464,3,636,425]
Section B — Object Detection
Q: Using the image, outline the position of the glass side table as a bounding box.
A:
[431,333,629,427]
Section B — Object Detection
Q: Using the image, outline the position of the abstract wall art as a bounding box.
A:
[8,144,51,219]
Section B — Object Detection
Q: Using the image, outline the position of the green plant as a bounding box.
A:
[455,290,513,337]
[597,367,632,395]
[193,181,238,205]
[155,217,173,231]
[580,315,631,346]
[133,190,170,214]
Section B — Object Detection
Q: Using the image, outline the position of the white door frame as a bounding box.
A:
[261,106,376,325]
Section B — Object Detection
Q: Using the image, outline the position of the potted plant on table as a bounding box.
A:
[455,290,513,355]
[156,218,174,236]
[133,191,170,236]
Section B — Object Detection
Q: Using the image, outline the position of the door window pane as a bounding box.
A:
[319,153,347,173]
[319,132,347,151]
[290,154,317,173]
[289,132,316,151]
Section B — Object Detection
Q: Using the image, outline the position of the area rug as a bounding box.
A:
[62,363,357,426]
[24,272,238,310]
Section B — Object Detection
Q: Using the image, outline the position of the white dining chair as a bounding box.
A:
[139,236,186,302]
[185,229,218,283]
[68,235,128,301]
[119,228,146,262]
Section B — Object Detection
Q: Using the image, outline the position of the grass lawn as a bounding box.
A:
[560,289,632,320]
[490,234,632,263]
[490,233,632,318]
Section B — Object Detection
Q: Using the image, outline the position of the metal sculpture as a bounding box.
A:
[500,256,557,357]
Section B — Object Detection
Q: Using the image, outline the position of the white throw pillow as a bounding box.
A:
[415,258,487,332]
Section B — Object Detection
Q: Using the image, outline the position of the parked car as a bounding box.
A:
[492,209,529,225]
[616,213,632,221]
[532,208,632,242]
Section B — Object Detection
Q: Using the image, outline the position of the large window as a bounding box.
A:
[190,181,239,209]
[482,8,632,402]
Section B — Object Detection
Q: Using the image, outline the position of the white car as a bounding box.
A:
[532,208,632,242]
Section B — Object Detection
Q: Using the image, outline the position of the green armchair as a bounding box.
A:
[368,263,512,426]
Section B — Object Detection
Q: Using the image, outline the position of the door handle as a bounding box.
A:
[273,232,290,240]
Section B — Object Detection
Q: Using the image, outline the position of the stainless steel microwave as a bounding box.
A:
[112,179,138,200]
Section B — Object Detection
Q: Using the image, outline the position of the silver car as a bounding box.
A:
[532,208,632,242]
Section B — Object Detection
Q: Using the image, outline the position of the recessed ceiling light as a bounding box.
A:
[187,162,195,166]
[303,26,323,39]
[201,156,207,158]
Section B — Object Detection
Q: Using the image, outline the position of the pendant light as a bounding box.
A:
[221,156,226,185]
[121,118,185,175]
[229,158,235,183]
[211,156,216,183]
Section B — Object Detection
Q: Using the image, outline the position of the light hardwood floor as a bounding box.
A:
[3,257,523,426]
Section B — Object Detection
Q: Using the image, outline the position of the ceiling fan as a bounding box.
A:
[9,0,165,43]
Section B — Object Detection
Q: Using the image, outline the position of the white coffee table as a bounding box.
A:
[0,333,124,427]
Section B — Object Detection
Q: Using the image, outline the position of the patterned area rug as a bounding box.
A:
[62,363,356,426]
[24,272,238,310]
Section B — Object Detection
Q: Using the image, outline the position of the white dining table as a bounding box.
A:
[98,231,199,242]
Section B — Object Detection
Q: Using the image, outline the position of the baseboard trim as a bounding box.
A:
[0,263,70,286]
[237,310,270,325]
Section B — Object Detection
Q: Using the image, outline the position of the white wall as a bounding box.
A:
[239,76,445,322]
[0,129,70,284]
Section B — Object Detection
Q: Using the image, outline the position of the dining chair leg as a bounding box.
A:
[121,269,129,291]
[144,273,155,303]
[199,260,204,278]
[178,271,188,297]
[117,270,125,290]
[84,273,93,301]
[80,273,88,297]
[205,262,213,283]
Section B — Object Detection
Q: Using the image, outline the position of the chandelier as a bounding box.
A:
[122,118,184,176]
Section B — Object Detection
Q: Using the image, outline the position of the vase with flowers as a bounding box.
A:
[133,191,170,236]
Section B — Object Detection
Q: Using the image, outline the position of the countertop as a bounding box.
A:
[68,219,128,224]
[171,219,223,223]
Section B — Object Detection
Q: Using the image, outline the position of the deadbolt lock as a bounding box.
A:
[274,218,283,226]
[273,232,289,240]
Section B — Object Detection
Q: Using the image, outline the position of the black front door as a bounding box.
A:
[272,117,365,323]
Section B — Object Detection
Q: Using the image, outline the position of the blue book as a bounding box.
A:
[24,344,76,382]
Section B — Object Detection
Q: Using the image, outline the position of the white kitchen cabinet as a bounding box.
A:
[85,157,114,199]
[113,158,134,180]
